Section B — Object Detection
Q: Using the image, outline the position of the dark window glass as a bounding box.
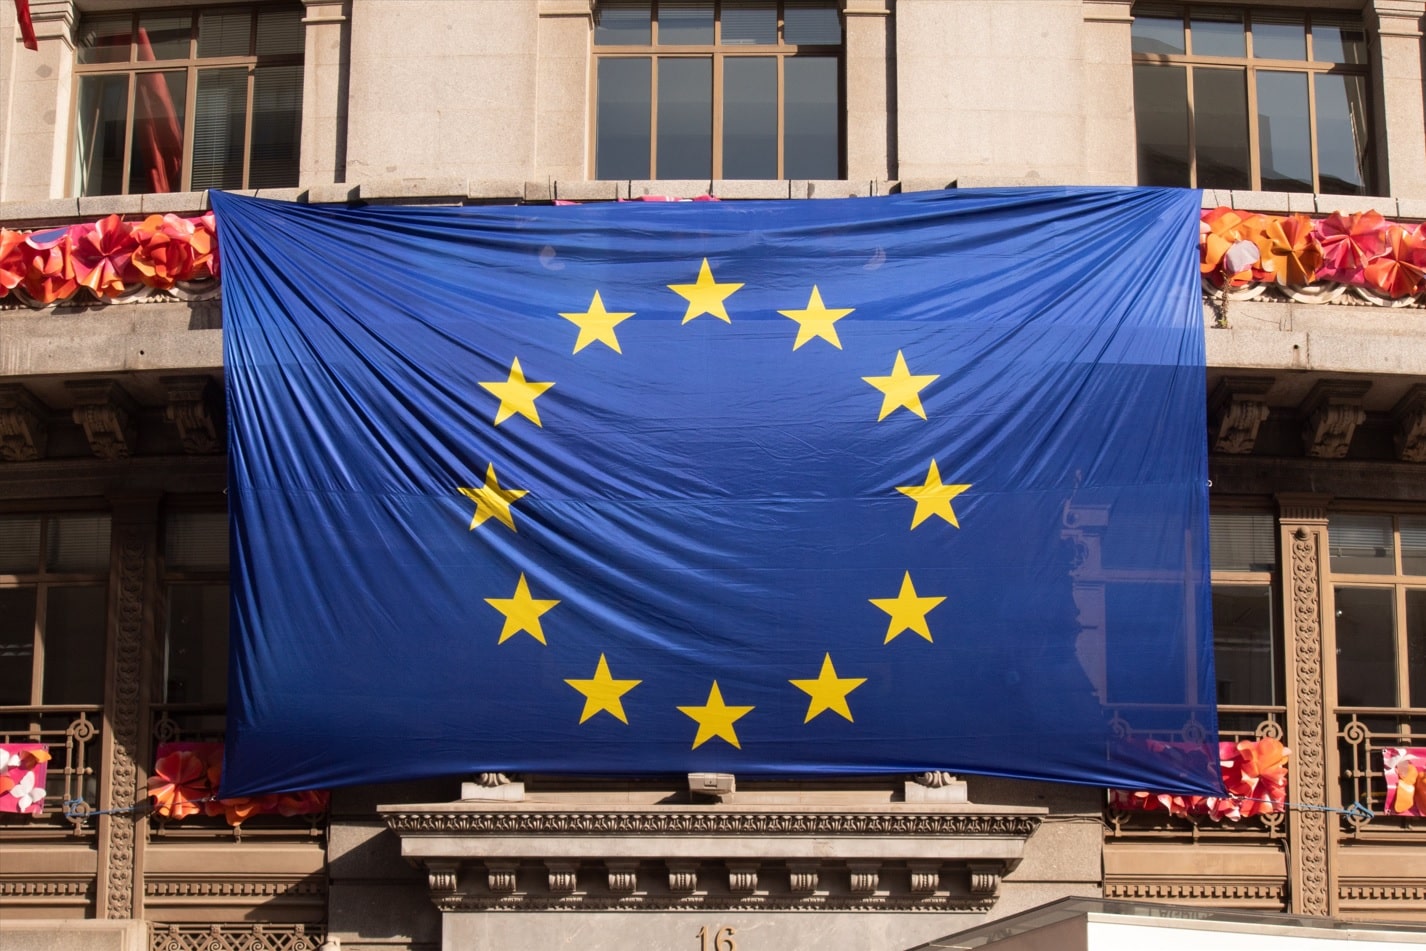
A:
[784,56,838,178]
[166,511,229,571]
[74,74,131,197]
[1330,515,1395,575]
[1210,512,1276,572]
[722,57,778,178]
[1132,12,1185,55]
[0,588,36,705]
[77,14,133,64]
[1191,11,1245,57]
[128,70,188,194]
[137,12,192,61]
[1193,67,1250,189]
[1133,63,1189,186]
[1315,73,1369,196]
[595,3,651,45]
[1256,70,1312,192]
[1213,585,1277,705]
[249,66,303,188]
[165,584,230,704]
[0,517,41,573]
[1402,517,1426,576]
[1408,589,1426,708]
[657,57,712,177]
[1335,587,1397,707]
[782,4,841,45]
[721,3,776,45]
[659,1,714,44]
[46,516,111,573]
[596,57,652,178]
[1313,23,1366,64]
[197,8,251,58]
[255,7,305,56]
[191,67,248,190]
[41,586,107,705]
[1253,17,1305,60]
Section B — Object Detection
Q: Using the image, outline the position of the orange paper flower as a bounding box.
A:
[1257,215,1323,286]
[69,215,140,297]
[148,749,211,819]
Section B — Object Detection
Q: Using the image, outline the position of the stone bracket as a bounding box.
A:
[0,384,49,462]
[1391,384,1426,463]
[1210,376,1274,455]
[162,375,224,454]
[66,379,139,460]
[1299,380,1371,459]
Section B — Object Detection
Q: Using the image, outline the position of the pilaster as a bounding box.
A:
[535,0,593,180]
[1081,0,1137,185]
[1366,0,1426,196]
[300,0,351,186]
[1,0,77,200]
[843,0,892,180]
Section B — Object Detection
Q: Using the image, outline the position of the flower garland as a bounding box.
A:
[1383,747,1424,816]
[1,205,1424,308]
[1111,736,1290,821]
[148,741,327,826]
[0,743,50,815]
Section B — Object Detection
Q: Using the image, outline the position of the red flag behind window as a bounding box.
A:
[14,0,37,50]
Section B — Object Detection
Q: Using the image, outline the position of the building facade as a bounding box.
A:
[1,1,1424,949]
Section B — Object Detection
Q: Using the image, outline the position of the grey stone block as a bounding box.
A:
[0,919,146,951]
[1316,193,1394,216]
[77,194,143,218]
[0,197,81,226]
[524,179,554,202]
[710,180,791,200]
[794,179,874,198]
[306,184,362,204]
[359,177,467,201]
[553,180,621,201]
[253,187,307,203]
[465,179,524,200]
[628,179,713,199]
[139,191,209,215]
[1229,190,1292,213]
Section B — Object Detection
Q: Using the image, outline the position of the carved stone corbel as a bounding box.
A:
[461,772,525,801]
[545,861,577,895]
[0,385,49,461]
[1391,385,1426,462]
[967,861,1001,899]
[67,380,139,460]
[1210,376,1274,454]
[162,376,223,454]
[1299,380,1370,459]
[908,861,940,896]
[667,862,698,894]
[485,862,517,894]
[787,861,818,894]
[727,863,758,894]
[847,862,879,896]
[605,861,637,894]
[905,771,968,802]
[427,862,459,896]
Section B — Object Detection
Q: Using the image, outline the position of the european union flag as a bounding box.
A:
[211,187,1220,798]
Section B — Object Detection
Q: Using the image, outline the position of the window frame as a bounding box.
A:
[590,1,845,180]
[1209,505,1285,738]
[1130,3,1373,195]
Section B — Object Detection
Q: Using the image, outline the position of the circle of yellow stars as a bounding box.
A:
[456,256,972,751]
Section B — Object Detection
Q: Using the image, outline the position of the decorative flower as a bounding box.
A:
[16,230,78,304]
[1256,214,1323,286]
[1315,211,1388,285]
[1383,748,1424,817]
[1363,224,1426,299]
[68,215,140,297]
[131,213,215,288]
[9,770,46,813]
[1113,736,1290,822]
[149,749,212,819]
[0,229,27,294]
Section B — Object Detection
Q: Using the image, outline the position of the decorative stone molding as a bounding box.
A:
[1340,883,1426,901]
[667,862,699,894]
[847,862,879,896]
[162,376,223,454]
[907,862,940,896]
[461,773,525,801]
[1391,385,1426,462]
[150,924,324,951]
[67,380,139,460]
[0,878,94,897]
[546,861,577,894]
[145,879,326,898]
[486,863,517,894]
[727,862,758,894]
[427,863,459,896]
[0,384,48,461]
[906,772,968,802]
[1105,880,1286,903]
[967,861,1001,899]
[606,861,638,894]
[1210,377,1274,454]
[1299,380,1370,459]
[787,862,818,894]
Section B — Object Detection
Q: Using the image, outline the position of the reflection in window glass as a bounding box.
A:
[1193,67,1250,190]
[74,74,131,196]
[1256,71,1312,192]
[42,586,107,705]
[723,58,778,178]
[191,68,248,191]
[657,57,712,177]
[659,1,714,44]
[596,58,652,179]
[77,14,132,64]
[1315,74,1369,196]
[595,3,651,45]
[1131,12,1185,55]
[1330,515,1395,575]
[1213,586,1277,706]
[721,3,776,45]
[128,70,187,194]
[1335,587,1397,707]
[1133,63,1189,186]
[784,56,839,179]
[1191,12,1245,57]
[1313,23,1366,64]
[137,12,191,60]
[1253,18,1305,60]
[782,4,841,45]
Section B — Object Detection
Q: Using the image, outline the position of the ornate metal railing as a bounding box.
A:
[1336,708,1426,837]
[150,923,324,951]
[0,705,102,836]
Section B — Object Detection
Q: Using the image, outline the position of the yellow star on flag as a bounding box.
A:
[458,463,528,532]
[862,350,939,421]
[478,357,554,427]
[778,285,854,350]
[677,681,754,749]
[895,460,971,529]
[564,653,642,724]
[484,573,560,645]
[668,258,743,324]
[869,572,946,643]
[789,654,867,722]
[559,290,635,354]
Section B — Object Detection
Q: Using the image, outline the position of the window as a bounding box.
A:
[72,6,304,196]
[160,510,229,718]
[593,1,842,180]
[1131,5,1372,195]
[1210,510,1282,734]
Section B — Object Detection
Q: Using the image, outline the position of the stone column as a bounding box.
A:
[844,0,892,181]
[0,0,76,200]
[1366,1,1426,197]
[1081,0,1137,185]
[1276,494,1334,917]
[300,0,351,186]
[535,0,592,182]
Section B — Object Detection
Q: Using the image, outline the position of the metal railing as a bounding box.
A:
[1336,708,1426,836]
[0,705,102,836]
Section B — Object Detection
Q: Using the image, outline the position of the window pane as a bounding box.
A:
[41,586,107,705]
[250,66,304,188]
[595,3,651,45]
[129,70,187,194]
[1313,23,1366,65]
[1213,585,1276,706]
[165,584,229,704]
[198,9,252,58]
[166,512,229,572]
[596,57,652,179]
[1253,17,1305,60]
[657,57,712,178]
[1315,74,1369,196]
[1210,512,1276,572]
[255,7,305,56]
[722,57,777,178]
[658,2,713,44]
[1402,517,1426,576]
[1256,70,1312,192]
[46,516,110,573]
[0,517,41,573]
[192,68,249,191]
[782,4,841,45]
[74,74,131,197]
[783,56,838,179]
[1330,514,1394,575]
[137,12,191,61]
[1408,590,1426,708]
[1133,64,1190,186]
[0,589,36,705]
[77,14,133,64]
[721,3,776,45]
[1132,12,1185,55]
[1193,67,1250,189]
[1191,12,1245,57]
[1335,587,1397,707]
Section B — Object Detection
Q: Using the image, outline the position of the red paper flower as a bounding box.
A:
[149,749,212,819]
[0,229,27,295]
[16,230,78,304]
[132,213,215,288]
[69,215,140,297]
[1363,224,1426,299]
[1316,211,1388,285]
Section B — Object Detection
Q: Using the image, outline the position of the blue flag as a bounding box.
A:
[211,187,1220,798]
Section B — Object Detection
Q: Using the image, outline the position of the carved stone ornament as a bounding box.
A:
[162,375,223,454]
[848,862,880,896]
[486,863,517,894]
[66,379,139,460]
[606,862,637,894]
[427,863,459,895]
[1299,380,1370,459]
[667,863,698,894]
[384,809,1041,837]
[1391,385,1426,463]
[545,862,577,894]
[968,861,1001,898]
[727,863,758,894]
[1210,376,1274,454]
[0,384,48,461]
[908,862,940,896]
[787,862,818,894]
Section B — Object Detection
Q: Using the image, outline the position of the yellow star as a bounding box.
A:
[668,258,743,324]
[559,290,635,354]
[677,681,754,749]
[862,350,939,421]
[484,573,560,645]
[458,463,528,532]
[869,572,946,643]
[789,654,867,722]
[895,460,971,529]
[564,653,642,724]
[478,357,554,427]
[778,285,854,350]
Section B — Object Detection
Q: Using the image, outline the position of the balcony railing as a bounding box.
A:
[0,704,102,836]
[1337,708,1426,836]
